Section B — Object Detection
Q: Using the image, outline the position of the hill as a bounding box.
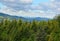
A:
[0,13,49,21]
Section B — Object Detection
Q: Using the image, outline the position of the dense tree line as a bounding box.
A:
[0,15,60,41]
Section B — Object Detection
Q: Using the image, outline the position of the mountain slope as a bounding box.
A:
[0,13,49,21]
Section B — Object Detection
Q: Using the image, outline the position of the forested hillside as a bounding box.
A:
[0,15,60,41]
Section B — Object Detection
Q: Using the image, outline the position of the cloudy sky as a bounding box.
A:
[0,0,60,18]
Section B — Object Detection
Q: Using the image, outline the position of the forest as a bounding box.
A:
[0,15,60,41]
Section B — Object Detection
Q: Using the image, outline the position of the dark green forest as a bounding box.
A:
[0,15,60,41]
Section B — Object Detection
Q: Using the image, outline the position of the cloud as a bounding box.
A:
[0,5,56,18]
[20,0,32,3]
[4,0,15,2]
[37,0,60,14]
[0,0,60,18]
[0,6,16,15]
[0,0,33,10]
[0,0,32,3]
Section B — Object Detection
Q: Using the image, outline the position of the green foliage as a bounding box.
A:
[0,15,60,41]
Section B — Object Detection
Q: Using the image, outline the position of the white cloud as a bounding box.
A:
[57,8,60,11]
[0,0,33,10]
[20,0,32,3]
[4,0,15,2]
[0,0,60,18]
[50,0,55,2]
[0,5,56,18]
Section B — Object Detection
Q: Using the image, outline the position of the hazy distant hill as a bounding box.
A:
[0,13,49,21]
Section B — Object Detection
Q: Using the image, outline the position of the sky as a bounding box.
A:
[0,0,60,18]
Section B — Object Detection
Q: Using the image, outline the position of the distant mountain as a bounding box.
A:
[0,13,49,21]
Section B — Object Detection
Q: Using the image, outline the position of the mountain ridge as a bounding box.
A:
[0,13,49,21]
